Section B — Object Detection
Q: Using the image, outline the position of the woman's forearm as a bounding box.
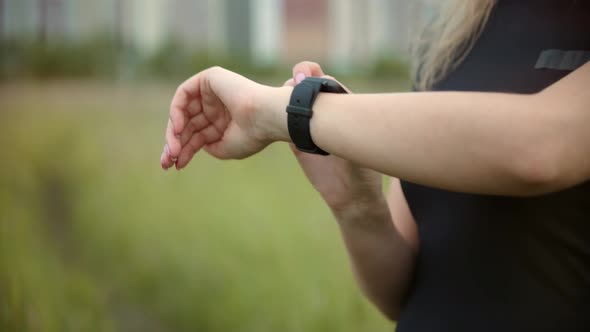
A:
[332,199,415,321]
[164,64,589,191]
[261,86,582,196]
[313,91,549,195]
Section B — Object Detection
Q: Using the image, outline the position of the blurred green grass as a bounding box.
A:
[0,78,406,332]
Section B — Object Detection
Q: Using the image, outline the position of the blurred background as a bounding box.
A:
[0,1,433,331]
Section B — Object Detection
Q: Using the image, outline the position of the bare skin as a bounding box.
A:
[283,63,418,320]
[159,61,590,319]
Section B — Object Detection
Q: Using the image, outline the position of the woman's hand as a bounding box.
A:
[158,62,385,213]
[285,62,384,213]
[160,67,276,169]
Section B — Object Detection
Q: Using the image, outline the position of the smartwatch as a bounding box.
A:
[286,77,348,155]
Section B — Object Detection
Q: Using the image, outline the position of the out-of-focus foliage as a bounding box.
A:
[0,3,411,331]
[0,82,400,332]
[0,37,121,79]
[0,39,410,83]
[370,56,410,80]
[0,38,293,81]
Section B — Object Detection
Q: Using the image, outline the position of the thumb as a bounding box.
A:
[295,72,307,85]
[293,61,325,84]
[283,78,296,87]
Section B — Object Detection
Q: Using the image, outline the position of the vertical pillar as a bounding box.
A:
[328,0,354,71]
[63,0,73,41]
[225,0,251,59]
[38,0,48,43]
[250,0,282,66]
[0,0,4,40]
[368,0,388,61]
[207,0,227,56]
[54,0,64,42]
[350,1,370,66]
[392,0,412,55]
[5,0,37,40]
[113,0,126,48]
[131,0,164,54]
[283,0,329,65]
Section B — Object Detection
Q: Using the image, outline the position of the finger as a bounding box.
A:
[283,78,295,87]
[203,141,228,160]
[288,142,303,156]
[161,144,175,169]
[160,150,168,170]
[179,113,209,146]
[166,119,182,158]
[169,91,188,136]
[178,111,228,153]
[212,111,230,136]
[187,99,202,117]
[199,125,223,145]
[176,132,206,169]
[293,61,325,83]
[170,73,203,135]
[200,79,225,127]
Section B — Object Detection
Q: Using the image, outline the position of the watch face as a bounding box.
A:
[303,77,348,94]
[321,80,348,94]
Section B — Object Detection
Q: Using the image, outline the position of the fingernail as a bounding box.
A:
[165,144,170,156]
[295,73,306,84]
[165,144,177,162]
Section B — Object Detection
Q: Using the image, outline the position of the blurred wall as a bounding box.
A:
[0,0,437,68]
[283,0,328,65]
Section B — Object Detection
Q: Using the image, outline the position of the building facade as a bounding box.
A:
[0,0,435,68]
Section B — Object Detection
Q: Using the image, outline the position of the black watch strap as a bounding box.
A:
[286,77,347,155]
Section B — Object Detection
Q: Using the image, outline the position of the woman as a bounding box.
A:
[160,0,590,330]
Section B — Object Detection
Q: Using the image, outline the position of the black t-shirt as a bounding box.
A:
[397,1,590,331]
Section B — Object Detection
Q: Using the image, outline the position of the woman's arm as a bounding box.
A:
[284,62,418,320]
[260,62,590,196]
[337,177,418,321]
[333,191,416,321]
[160,65,420,320]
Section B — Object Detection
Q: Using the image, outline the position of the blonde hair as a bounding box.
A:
[412,0,497,91]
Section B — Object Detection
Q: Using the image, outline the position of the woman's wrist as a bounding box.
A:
[254,85,293,143]
[331,195,392,228]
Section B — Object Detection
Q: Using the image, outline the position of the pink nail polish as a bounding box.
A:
[295,73,306,84]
